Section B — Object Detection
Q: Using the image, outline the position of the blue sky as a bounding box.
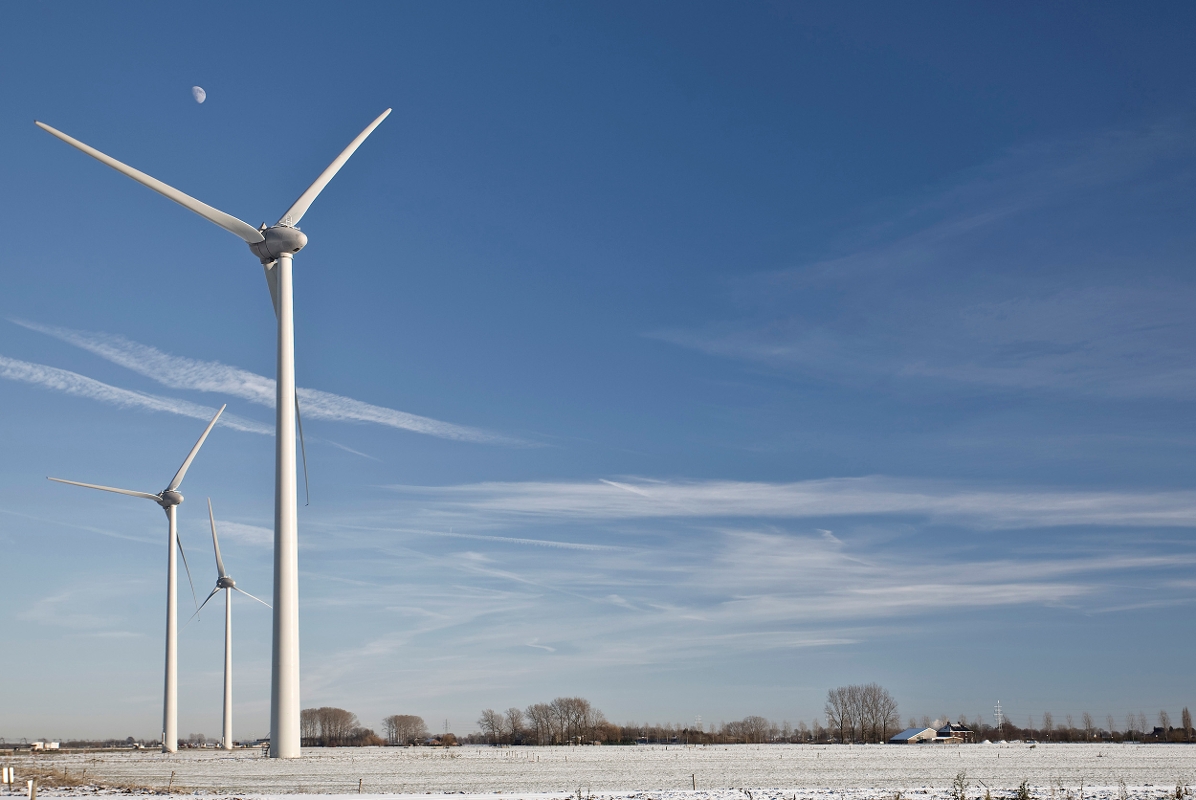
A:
[2,2,1195,741]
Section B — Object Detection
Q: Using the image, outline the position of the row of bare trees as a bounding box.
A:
[478,697,609,745]
[824,683,900,743]
[383,715,430,746]
[299,707,384,746]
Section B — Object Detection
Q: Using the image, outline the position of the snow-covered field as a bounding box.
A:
[10,743,1194,799]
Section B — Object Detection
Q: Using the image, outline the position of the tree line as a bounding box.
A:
[300,707,387,747]
[476,697,608,745]
[926,707,1194,743]
[468,692,894,746]
[824,683,901,743]
[295,694,1193,748]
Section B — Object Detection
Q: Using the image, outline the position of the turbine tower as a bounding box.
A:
[36,109,391,758]
[195,499,270,751]
[48,405,225,754]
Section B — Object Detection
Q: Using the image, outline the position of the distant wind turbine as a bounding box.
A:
[48,404,225,754]
[36,108,391,757]
[195,498,270,751]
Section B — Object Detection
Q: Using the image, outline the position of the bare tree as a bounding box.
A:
[525,703,554,745]
[384,715,427,746]
[477,709,503,744]
[1106,715,1116,739]
[301,708,319,746]
[1158,710,1171,740]
[1138,712,1148,737]
[504,708,525,743]
[868,685,896,741]
[1082,712,1095,741]
[740,716,770,743]
[1042,712,1054,741]
[1182,707,1192,743]
[825,687,850,743]
[329,707,359,746]
[874,686,899,742]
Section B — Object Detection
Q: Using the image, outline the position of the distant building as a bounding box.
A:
[889,727,937,744]
[935,723,975,744]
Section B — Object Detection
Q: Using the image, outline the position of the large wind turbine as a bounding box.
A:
[36,109,391,758]
[195,498,270,751]
[48,405,225,754]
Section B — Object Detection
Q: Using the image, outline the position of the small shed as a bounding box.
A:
[889,727,936,744]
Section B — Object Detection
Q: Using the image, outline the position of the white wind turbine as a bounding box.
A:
[36,108,391,758]
[48,404,225,754]
[194,498,270,751]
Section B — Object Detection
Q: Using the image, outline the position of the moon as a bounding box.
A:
[192,86,206,104]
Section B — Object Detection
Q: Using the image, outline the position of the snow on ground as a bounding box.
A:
[9,743,1194,798]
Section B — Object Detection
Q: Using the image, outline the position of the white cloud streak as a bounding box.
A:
[383,476,1196,529]
[342,523,626,552]
[212,520,274,547]
[651,123,1196,399]
[13,320,523,445]
[0,354,270,434]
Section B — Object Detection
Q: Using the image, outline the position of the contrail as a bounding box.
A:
[0,354,270,434]
[13,319,525,445]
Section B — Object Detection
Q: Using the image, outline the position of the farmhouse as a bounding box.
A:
[888,722,976,744]
[935,723,975,743]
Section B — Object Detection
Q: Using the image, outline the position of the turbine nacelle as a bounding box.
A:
[249,225,308,264]
[159,490,184,507]
[195,500,270,621]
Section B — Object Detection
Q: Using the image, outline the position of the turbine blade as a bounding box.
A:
[208,498,227,579]
[34,122,265,244]
[296,391,310,507]
[233,586,271,609]
[276,109,391,227]
[263,260,280,317]
[47,477,159,502]
[168,404,225,491]
[177,528,199,613]
[192,586,221,621]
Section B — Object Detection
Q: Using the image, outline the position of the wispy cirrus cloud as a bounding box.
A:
[651,122,1196,400]
[12,319,525,446]
[381,476,1196,529]
[285,471,1196,680]
[341,523,627,552]
[211,520,274,547]
[290,518,1196,698]
[0,354,270,434]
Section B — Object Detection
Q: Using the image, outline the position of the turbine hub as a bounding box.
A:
[249,225,308,263]
[160,490,184,506]
[217,576,236,589]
